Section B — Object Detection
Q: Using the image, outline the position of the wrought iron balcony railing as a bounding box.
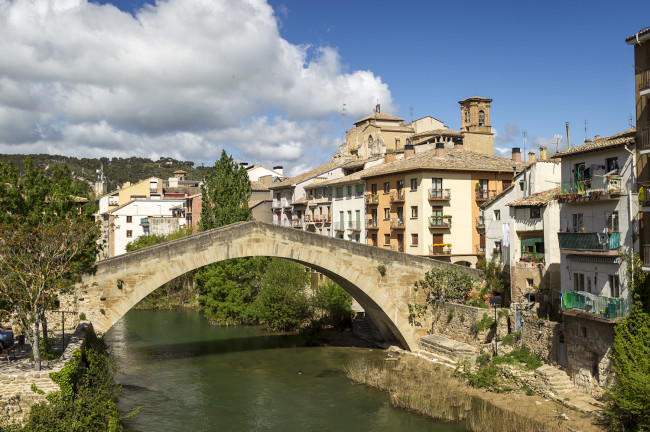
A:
[429,216,452,228]
[428,188,451,200]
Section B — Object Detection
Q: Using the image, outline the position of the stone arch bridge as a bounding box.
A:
[76,222,481,350]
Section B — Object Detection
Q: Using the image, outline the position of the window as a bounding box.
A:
[411,206,418,218]
[384,182,390,194]
[572,213,584,231]
[502,180,512,189]
[606,157,619,174]
[371,184,378,195]
[347,185,352,198]
[609,274,620,297]
[607,211,619,232]
[347,210,352,227]
[384,208,390,220]
[368,135,373,145]
[465,110,469,124]
[574,162,586,182]
[126,230,133,238]
[494,210,500,220]
[395,138,400,148]
[411,233,418,246]
[410,178,418,191]
[356,184,364,196]
[126,216,132,223]
[384,234,391,245]
[530,207,540,219]
[397,180,404,192]
[336,187,343,199]
[431,178,443,198]
[521,237,544,260]
[477,179,489,198]
[527,278,534,289]
[339,211,344,227]
[494,241,501,255]
[573,273,585,292]
[478,110,485,127]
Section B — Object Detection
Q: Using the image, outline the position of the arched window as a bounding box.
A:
[465,110,469,124]
[478,110,485,127]
[368,135,373,145]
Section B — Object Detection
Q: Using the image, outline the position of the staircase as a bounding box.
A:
[535,364,605,413]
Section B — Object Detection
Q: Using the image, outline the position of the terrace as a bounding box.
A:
[557,232,620,254]
[560,291,629,321]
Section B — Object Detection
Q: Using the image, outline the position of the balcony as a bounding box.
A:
[291,219,303,228]
[428,188,451,201]
[476,245,486,255]
[557,232,620,253]
[520,251,545,264]
[367,218,379,229]
[390,218,405,229]
[272,200,282,209]
[429,216,452,229]
[429,244,452,255]
[365,193,379,204]
[476,216,485,232]
[348,220,362,231]
[282,198,293,208]
[475,190,496,202]
[140,217,149,226]
[555,177,624,203]
[560,291,629,321]
[640,67,650,96]
[333,222,345,232]
[390,190,405,203]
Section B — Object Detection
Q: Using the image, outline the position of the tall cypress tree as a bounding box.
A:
[199,150,252,231]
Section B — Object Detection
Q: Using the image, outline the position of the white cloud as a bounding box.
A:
[0,0,393,170]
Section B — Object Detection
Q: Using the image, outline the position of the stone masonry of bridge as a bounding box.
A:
[75,221,481,350]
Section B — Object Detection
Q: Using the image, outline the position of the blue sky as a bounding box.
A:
[1,0,648,175]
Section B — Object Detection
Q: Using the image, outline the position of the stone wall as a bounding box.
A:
[520,313,561,364]
[0,323,91,427]
[428,301,508,347]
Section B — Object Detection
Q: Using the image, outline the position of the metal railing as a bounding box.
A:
[367,218,378,228]
[560,291,629,320]
[520,252,545,263]
[428,188,451,200]
[475,190,496,201]
[429,245,452,255]
[365,193,379,204]
[555,176,625,200]
[390,218,405,229]
[429,216,452,228]
[333,222,345,231]
[291,219,303,228]
[476,216,485,229]
[347,220,362,231]
[639,67,650,93]
[390,190,405,203]
[557,232,620,251]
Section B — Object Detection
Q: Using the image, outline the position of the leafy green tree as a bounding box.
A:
[414,265,477,304]
[623,252,650,314]
[256,258,310,331]
[199,150,251,231]
[196,257,270,325]
[315,280,354,330]
[602,302,650,431]
[0,218,99,371]
[0,159,99,371]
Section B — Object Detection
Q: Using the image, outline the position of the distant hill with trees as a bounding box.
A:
[0,153,208,193]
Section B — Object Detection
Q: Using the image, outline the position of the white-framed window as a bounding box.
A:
[410,178,418,191]
[411,206,418,218]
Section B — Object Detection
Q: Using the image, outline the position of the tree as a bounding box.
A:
[255,258,310,331]
[199,150,252,231]
[414,265,477,304]
[0,158,98,370]
[314,280,354,330]
[602,302,650,431]
[0,218,99,371]
[196,257,270,325]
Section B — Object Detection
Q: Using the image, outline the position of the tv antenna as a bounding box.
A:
[629,114,635,128]
[341,103,347,142]
[409,106,414,122]
[584,119,588,141]
[553,134,562,153]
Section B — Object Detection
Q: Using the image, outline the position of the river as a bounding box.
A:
[105,309,467,432]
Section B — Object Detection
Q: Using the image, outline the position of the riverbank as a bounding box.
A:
[346,354,604,432]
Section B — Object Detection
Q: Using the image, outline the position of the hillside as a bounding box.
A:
[0,154,208,193]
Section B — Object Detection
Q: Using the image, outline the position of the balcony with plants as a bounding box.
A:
[475,184,496,202]
[429,244,452,255]
[390,218,405,229]
[365,193,379,204]
[560,290,629,321]
[390,190,405,203]
[554,175,624,203]
[475,216,485,232]
[428,188,451,201]
[428,215,452,229]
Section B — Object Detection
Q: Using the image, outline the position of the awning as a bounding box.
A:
[566,255,620,264]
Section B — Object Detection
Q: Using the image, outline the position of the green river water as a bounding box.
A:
[105,309,467,432]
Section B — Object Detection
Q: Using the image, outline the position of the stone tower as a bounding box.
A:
[459,96,494,154]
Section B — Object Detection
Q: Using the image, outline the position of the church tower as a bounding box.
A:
[459,96,494,154]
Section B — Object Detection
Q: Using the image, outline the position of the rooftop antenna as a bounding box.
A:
[629,114,635,128]
[584,119,588,142]
[554,134,562,153]
[523,131,527,157]
[409,106,414,123]
[341,103,347,142]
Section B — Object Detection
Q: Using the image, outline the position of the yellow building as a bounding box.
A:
[361,144,526,267]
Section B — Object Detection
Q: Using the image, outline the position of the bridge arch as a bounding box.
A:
[77,222,481,350]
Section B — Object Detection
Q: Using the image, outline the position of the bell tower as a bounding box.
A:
[459,96,494,154]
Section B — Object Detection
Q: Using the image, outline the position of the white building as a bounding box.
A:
[105,199,186,257]
[483,152,562,307]
[245,164,286,182]
[551,129,637,320]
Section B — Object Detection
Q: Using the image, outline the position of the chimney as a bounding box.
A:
[453,137,463,150]
[594,134,600,140]
[512,147,521,163]
[566,122,571,149]
[273,165,284,176]
[540,146,547,160]
[385,152,397,163]
[435,142,445,158]
[404,144,415,159]
[375,103,381,113]
[528,151,535,163]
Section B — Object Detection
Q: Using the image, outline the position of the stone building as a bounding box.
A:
[458,96,494,154]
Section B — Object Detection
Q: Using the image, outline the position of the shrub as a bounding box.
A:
[473,313,495,333]
[314,280,354,330]
[79,312,86,321]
